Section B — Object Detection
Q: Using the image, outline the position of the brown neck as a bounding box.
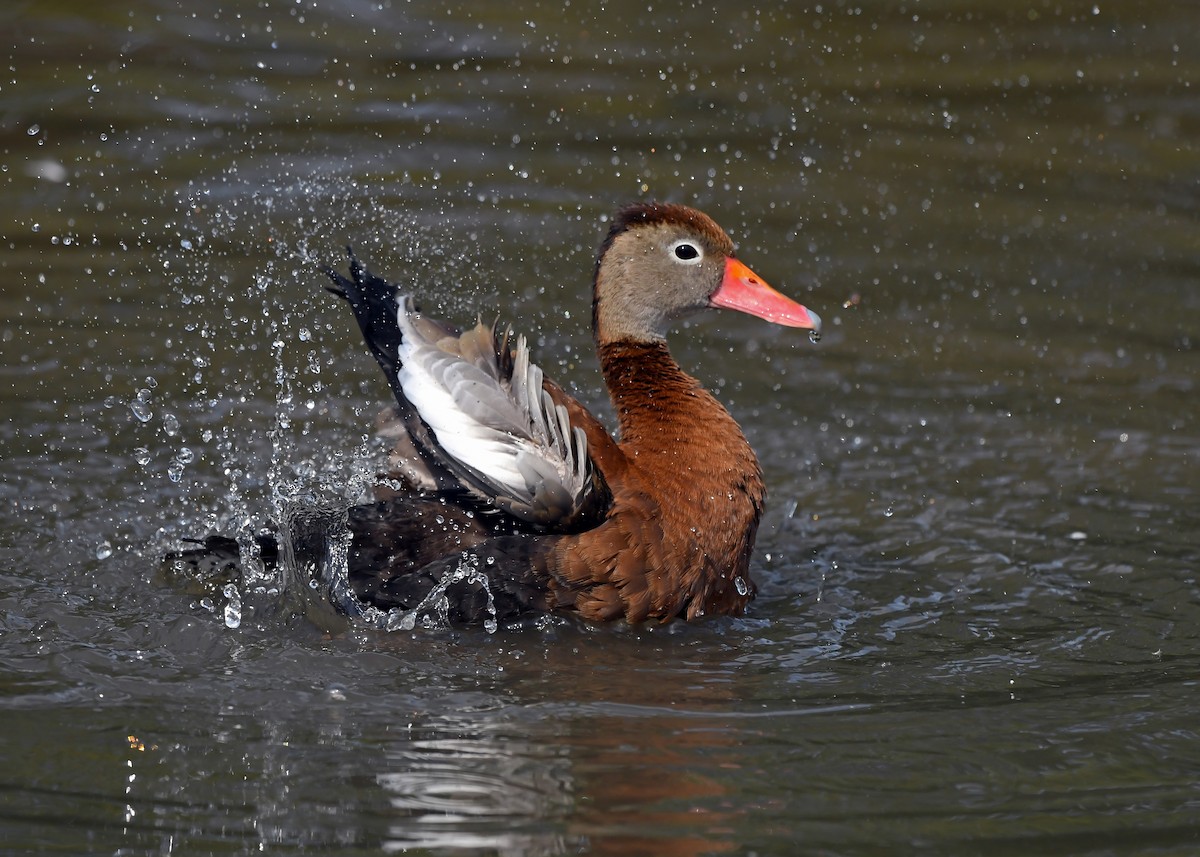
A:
[597,339,760,478]
[599,339,706,441]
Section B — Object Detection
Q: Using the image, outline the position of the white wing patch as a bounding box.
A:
[393,296,591,521]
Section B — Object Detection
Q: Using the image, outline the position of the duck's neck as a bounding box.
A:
[597,339,761,484]
[600,340,707,438]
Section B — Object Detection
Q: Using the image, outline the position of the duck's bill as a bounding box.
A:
[711,257,822,334]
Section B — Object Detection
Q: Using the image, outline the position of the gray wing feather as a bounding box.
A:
[394,296,598,526]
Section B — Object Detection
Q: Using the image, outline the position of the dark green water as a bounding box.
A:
[2,1,1198,854]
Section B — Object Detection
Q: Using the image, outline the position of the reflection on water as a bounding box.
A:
[567,714,739,857]
[377,722,575,855]
[2,0,1199,854]
[373,691,758,856]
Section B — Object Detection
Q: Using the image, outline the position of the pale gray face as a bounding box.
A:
[593,217,734,344]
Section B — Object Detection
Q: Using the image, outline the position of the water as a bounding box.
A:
[3,0,1198,854]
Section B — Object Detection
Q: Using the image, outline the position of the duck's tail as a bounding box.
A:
[160,533,279,602]
[322,247,407,398]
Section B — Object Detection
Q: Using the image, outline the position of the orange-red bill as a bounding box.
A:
[710,257,822,333]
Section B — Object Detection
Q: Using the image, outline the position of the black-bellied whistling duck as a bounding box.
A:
[317,202,821,625]
[169,203,820,625]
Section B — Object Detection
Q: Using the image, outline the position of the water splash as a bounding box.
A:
[168,174,503,632]
[381,555,500,634]
[317,547,500,635]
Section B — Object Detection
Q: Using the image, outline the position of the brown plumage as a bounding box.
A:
[170,203,821,627]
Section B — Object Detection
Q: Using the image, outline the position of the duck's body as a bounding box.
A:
[317,202,820,625]
[173,203,820,626]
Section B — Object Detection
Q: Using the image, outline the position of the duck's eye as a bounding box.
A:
[670,240,703,264]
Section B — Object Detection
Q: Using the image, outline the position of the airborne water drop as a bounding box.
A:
[222,583,242,629]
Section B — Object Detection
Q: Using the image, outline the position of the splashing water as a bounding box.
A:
[315,547,501,635]
[382,555,500,634]
[167,178,509,633]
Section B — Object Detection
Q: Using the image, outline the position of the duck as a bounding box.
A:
[171,203,821,627]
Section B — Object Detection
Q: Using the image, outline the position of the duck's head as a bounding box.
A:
[592,202,822,345]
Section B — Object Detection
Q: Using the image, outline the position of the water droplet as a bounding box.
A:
[734,576,749,596]
[222,583,242,629]
[808,329,822,344]
[129,389,153,422]
[133,447,151,466]
[95,540,113,560]
[162,412,180,437]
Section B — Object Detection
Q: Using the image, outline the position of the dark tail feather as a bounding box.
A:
[161,533,279,594]
[323,247,405,396]
[167,534,280,565]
